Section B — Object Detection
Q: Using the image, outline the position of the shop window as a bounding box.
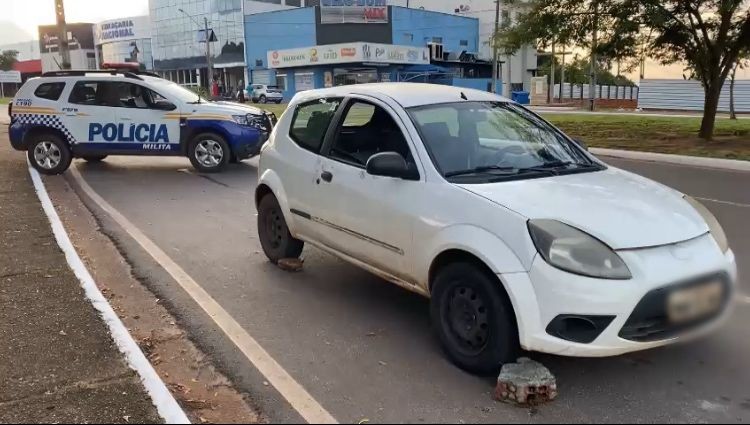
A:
[286,0,301,5]
[460,40,468,47]
[275,74,288,91]
[289,98,343,153]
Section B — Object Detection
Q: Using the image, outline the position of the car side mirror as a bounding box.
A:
[573,138,589,151]
[366,152,419,181]
[154,101,177,111]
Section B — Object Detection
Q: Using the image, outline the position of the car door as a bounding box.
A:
[112,82,181,154]
[310,96,422,282]
[281,97,344,240]
[65,80,118,152]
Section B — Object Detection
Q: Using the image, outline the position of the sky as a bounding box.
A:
[2,0,148,42]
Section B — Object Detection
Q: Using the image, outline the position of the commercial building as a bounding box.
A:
[245,3,499,99]
[94,16,154,70]
[149,0,247,93]
[38,23,97,73]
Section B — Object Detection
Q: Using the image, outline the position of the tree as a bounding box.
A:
[538,54,636,86]
[501,0,750,140]
[0,50,19,71]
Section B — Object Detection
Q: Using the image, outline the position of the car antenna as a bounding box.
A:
[460,92,468,100]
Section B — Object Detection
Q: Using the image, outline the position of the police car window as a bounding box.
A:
[289,98,342,153]
[69,81,121,107]
[116,83,167,109]
[329,100,412,168]
[34,83,66,101]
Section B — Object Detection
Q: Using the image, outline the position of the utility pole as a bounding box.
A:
[54,0,71,69]
[588,0,599,111]
[491,0,500,94]
[204,17,214,91]
[549,41,556,103]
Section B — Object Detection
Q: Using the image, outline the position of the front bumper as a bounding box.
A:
[502,234,737,357]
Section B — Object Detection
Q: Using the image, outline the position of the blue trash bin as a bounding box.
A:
[512,91,530,104]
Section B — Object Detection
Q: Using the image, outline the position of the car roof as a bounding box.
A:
[292,83,512,108]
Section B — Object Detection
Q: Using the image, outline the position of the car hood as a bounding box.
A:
[457,167,709,250]
[192,102,268,116]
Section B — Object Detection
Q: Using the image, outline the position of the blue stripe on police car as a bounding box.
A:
[89,123,170,143]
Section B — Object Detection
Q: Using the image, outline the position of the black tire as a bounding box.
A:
[81,155,108,163]
[275,100,283,104]
[258,194,304,264]
[27,133,72,176]
[188,133,231,173]
[430,262,519,376]
[259,95,267,104]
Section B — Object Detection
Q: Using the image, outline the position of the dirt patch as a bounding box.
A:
[43,173,264,424]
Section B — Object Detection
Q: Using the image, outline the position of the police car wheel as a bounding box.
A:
[81,155,108,163]
[258,193,304,264]
[27,134,72,176]
[189,133,230,173]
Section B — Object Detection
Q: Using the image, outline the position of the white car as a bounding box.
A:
[9,69,276,175]
[243,84,284,104]
[255,83,737,375]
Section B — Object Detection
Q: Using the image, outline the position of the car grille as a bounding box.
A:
[619,272,731,342]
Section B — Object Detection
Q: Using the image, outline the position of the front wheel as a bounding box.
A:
[257,194,304,264]
[188,133,230,173]
[259,95,267,104]
[27,134,72,175]
[431,262,519,376]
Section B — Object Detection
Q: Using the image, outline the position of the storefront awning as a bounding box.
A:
[268,42,430,69]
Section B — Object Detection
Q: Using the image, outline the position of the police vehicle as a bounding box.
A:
[8,69,276,175]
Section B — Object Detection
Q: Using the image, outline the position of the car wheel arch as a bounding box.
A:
[255,170,297,236]
[182,127,234,157]
[24,126,71,149]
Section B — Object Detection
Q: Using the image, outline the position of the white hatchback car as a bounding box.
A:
[256,83,737,375]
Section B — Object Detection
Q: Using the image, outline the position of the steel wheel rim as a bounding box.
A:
[195,140,224,168]
[33,141,62,170]
[444,284,490,356]
[264,207,284,249]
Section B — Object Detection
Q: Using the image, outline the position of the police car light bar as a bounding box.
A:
[42,69,162,80]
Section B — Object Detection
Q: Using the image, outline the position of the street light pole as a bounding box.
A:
[54,0,71,69]
[178,8,214,92]
[588,0,599,111]
[491,0,500,94]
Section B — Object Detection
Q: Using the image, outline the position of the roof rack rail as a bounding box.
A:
[41,69,162,81]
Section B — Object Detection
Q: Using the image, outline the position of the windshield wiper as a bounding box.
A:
[445,165,518,178]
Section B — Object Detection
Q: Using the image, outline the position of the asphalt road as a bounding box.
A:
[58,154,750,424]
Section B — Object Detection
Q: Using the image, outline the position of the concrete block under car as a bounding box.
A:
[495,358,557,406]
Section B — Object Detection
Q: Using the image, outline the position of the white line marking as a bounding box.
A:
[69,166,337,425]
[693,196,750,209]
[29,163,190,424]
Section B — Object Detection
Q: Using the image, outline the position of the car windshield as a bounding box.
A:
[407,101,600,182]
[147,79,202,103]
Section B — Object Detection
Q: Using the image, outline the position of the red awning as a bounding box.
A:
[13,60,42,74]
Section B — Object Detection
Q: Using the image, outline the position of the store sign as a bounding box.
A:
[0,71,21,83]
[321,0,389,24]
[268,42,429,69]
[94,16,151,45]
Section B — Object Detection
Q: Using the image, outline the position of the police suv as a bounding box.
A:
[9,70,276,175]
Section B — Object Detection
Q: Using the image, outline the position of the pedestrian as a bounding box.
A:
[237,80,246,104]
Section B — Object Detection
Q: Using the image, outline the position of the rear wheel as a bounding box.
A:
[27,134,72,176]
[188,133,230,173]
[431,262,519,376]
[258,194,304,264]
[259,95,267,104]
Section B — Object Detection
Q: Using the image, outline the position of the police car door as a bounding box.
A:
[112,82,180,154]
[65,80,118,153]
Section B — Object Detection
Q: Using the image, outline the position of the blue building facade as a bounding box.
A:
[244,5,496,100]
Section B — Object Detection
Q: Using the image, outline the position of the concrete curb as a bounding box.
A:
[28,163,191,424]
[590,148,750,172]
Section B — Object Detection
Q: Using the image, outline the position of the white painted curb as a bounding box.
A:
[591,148,750,172]
[28,163,191,425]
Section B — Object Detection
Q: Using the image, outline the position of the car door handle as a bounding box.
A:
[320,171,333,183]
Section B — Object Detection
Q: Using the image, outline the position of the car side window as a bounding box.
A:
[328,100,413,168]
[69,81,122,107]
[34,83,66,101]
[115,82,168,109]
[289,98,342,153]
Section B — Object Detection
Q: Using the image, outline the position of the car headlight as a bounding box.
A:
[232,114,270,131]
[684,195,729,253]
[528,219,632,280]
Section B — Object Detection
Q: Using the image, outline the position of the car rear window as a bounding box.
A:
[34,83,66,101]
[289,98,342,153]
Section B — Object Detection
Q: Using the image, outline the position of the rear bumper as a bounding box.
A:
[9,122,27,151]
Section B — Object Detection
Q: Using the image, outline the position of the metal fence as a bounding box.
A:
[553,83,639,100]
[638,79,750,112]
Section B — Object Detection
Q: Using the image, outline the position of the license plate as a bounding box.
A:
[667,280,724,324]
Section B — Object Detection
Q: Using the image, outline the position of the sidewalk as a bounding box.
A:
[0,130,162,423]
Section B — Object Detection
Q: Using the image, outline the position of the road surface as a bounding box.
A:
[60,152,750,424]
